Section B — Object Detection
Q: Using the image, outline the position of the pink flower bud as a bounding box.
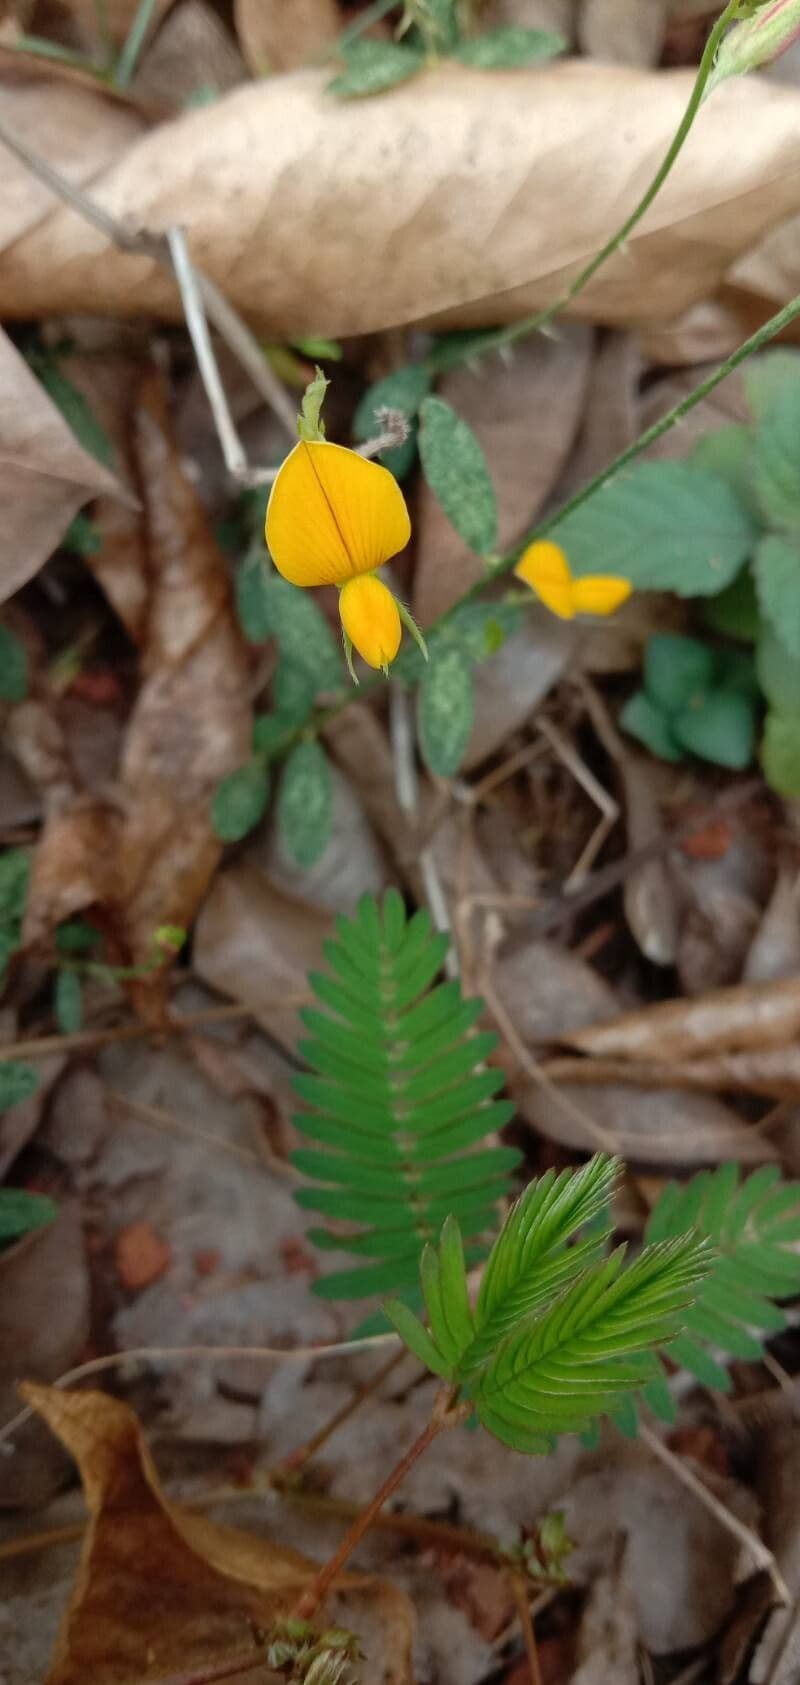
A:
[713,0,800,85]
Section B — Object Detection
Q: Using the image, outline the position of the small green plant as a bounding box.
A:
[327,0,565,99]
[620,633,759,770]
[292,890,518,1300]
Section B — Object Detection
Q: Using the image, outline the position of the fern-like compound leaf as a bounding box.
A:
[293,890,518,1300]
[646,1163,800,1398]
[471,1233,710,1452]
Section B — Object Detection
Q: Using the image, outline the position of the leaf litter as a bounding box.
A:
[4,6,800,1684]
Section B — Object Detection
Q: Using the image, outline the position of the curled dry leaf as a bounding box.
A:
[194,862,326,1051]
[4,67,800,335]
[22,372,251,1011]
[517,1075,777,1162]
[565,975,800,1062]
[0,328,127,603]
[23,1385,414,1685]
[234,0,341,74]
[543,1045,800,1100]
[413,327,592,626]
[0,1205,90,1506]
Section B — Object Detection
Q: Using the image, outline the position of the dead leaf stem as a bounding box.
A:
[511,1573,544,1685]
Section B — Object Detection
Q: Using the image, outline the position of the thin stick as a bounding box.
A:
[0,114,294,455]
[639,1422,789,1604]
[0,1000,273,1063]
[291,1414,446,1621]
[106,1088,262,1165]
[511,1574,544,1685]
[167,226,248,482]
[277,1347,406,1476]
[0,1334,399,1451]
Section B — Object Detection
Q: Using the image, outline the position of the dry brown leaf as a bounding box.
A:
[578,0,666,65]
[413,327,592,626]
[235,0,340,73]
[194,862,326,1050]
[543,1046,800,1099]
[0,1205,90,1505]
[24,1384,415,1684]
[564,975,800,1062]
[0,327,126,603]
[490,936,619,1044]
[463,617,576,772]
[517,1075,777,1161]
[4,66,800,336]
[22,372,251,1006]
[619,754,680,967]
[133,0,246,108]
[744,867,800,986]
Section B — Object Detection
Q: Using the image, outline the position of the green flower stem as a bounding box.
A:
[428,1,739,375]
[309,282,800,732]
[114,0,160,87]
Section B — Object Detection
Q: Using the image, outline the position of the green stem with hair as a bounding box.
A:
[428,0,740,375]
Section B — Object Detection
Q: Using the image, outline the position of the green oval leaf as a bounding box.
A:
[644,634,714,714]
[619,690,682,763]
[0,1061,38,1111]
[54,968,83,1034]
[278,741,332,867]
[236,552,274,643]
[452,25,565,67]
[249,571,342,690]
[551,463,757,595]
[753,380,800,533]
[212,759,270,842]
[418,397,498,556]
[762,711,800,796]
[328,40,424,97]
[0,1187,57,1246]
[755,533,800,658]
[703,566,760,643]
[0,625,28,703]
[672,691,756,770]
[757,624,800,714]
[418,648,475,777]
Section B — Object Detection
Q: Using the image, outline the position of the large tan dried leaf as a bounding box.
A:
[22,372,251,1011]
[517,1075,778,1161]
[565,975,800,1062]
[194,862,327,1051]
[0,327,126,602]
[413,327,592,625]
[4,65,800,336]
[234,0,341,74]
[24,1384,415,1685]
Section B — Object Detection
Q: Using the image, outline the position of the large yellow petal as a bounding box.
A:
[339,575,402,670]
[515,539,574,620]
[570,575,633,616]
[265,440,411,588]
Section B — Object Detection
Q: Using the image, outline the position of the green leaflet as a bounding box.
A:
[752,378,800,533]
[418,397,498,556]
[292,890,518,1300]
[54,969,83,1034]
[0,1188,57,1247]
[755,533,800,659]
[646,1164,800,1392]
[0,1062,38,1111]
[417,647,475,777]
[212,759,270,842]
[0,625,28,703]
[352,362,432,481]
[550,462,757,596]
[388,1155,710,1451]
[762,711,800,796]
[452,25,565,67]
[328,40,424,97]
[278,741,333,868]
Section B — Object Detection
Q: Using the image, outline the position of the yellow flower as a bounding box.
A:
[266,440,411,587]
[515,539,632,621]
[340,575,402,671]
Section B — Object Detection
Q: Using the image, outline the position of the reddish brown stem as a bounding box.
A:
[291,1413,446,1622]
